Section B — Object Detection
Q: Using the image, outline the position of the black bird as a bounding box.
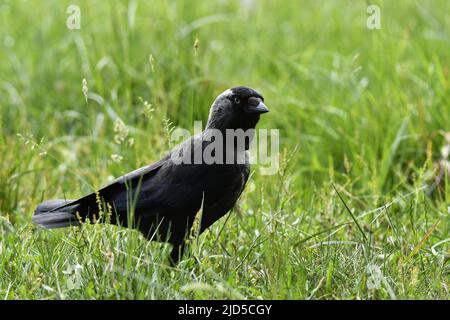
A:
[33,86,269,264]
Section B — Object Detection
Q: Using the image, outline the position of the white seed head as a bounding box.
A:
[113,118,129,145]
[110,154,123,163]
[82,78,88,102]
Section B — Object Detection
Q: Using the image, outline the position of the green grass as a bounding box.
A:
[0,0,449,299]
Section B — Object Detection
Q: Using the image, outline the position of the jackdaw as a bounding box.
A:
[33,86,269,264]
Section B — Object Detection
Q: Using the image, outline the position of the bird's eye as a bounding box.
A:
[234,97,240,104]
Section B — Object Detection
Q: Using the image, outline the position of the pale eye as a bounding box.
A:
[234,97,240,104]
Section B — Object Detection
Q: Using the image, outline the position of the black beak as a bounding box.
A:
[246,97,269,114]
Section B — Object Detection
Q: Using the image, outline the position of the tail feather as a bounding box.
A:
[33,199,80,229]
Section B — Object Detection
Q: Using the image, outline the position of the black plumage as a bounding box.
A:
[32,86,269,264]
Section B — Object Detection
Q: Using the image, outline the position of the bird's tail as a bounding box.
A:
[32,199,81,229]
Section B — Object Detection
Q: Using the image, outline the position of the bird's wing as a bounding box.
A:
[50,157,168,212]
[110,161,207,215]
[106,135,207,213]
[51,134,207,218]
[105,157,168,187]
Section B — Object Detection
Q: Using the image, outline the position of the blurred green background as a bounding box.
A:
[0,0,448,299]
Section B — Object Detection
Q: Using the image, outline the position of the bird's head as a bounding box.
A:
[206,86,269,131]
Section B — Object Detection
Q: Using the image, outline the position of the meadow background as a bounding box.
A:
[0,0,449,299]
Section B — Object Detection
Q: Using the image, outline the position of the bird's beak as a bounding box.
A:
[246,98,269,114]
